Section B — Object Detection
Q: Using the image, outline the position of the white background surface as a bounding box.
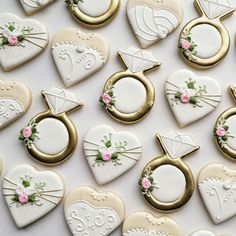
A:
[0,0,236,235]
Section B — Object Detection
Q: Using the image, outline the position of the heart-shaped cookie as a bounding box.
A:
[52,28,109,87]
[198,163,236,224]
[0,78,32,130]
[127,0,183,48]
[19,0,57,15]
[3,165,64,228]
[190,229,231,236]
[122,211,182,236]
[83,125,142,185]
[0,13,49,71]
[165,69,221,127]
[64,186,125,236]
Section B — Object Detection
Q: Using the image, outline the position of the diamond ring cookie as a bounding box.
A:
[52,28,110,87]
[65,0,120,28]
[99,47,160,124]
[190,229,231,236]
[0,78,32,130]
[19,0,57,15]
[3,164,64,228]
[178,0,235,69]
[19,87,83,165]
[127,0,183,48]
[83,125,142,185]
[122,211,182,236]
[165,69,222,127]
[0,13,49,71]
[139,130,199,211]
[64,186,125,236]
[213,85,236,161]
[198,163,236,224]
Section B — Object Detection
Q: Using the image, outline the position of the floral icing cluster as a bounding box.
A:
[172,79,207,107]
[93,134,127,167]
[19,121,39,148]
[214,117,234,148]
[1,22,33,47]
[11,174,46,206]
[179,30,197,61]
[139,168,158,197]
[99,83,116,108]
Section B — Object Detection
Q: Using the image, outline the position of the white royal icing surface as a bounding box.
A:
[190,230,216,236]
[0,13,48,71]
[124,230,169,236]
[3,165,64,228]
[190,24,222,59]
[113,77,146,113]
[83,125,142,185]
[165,69,222,127]
[65,201,120,236]
[222,115,236,150]
[152,164,186,203]
[34,118,69,155]
[78,0,111,17]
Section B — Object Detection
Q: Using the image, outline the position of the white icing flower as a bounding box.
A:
[15,184,35,195]
[24,186,35,195]
[15,185,25,195]
[179,86,197,97]
[2,27,21,38]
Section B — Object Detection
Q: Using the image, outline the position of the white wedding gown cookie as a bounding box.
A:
[3,165,64,228]
[165,69,222,127]
[127,0,183,48]
[0,13,48,71]
[84,125,142,185]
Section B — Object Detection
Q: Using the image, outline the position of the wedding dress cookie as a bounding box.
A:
[52,28,109,87]
[127,0,183,48]
[64,186,125,236]
[0,13,49,71]
[190,229,231,236]
[0,78,32,130]
[3,164,64,228]
[83,125,142,185]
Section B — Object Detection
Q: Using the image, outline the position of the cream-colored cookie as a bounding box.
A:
[0,78,32,130]
[190,229,231,236]
[64,186,125,236]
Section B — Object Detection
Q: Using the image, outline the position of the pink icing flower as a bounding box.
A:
[180,39,190,50]
[8,36,18,46]
[102,151,112,161]
[142,177,151,189]
[216,127,226,137]
[23,127,32,138]
[180,94,191,104]
[18,194,29,204]
[102,93,112,104]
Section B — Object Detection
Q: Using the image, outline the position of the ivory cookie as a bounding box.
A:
[3,164,64,228]
[0,78,32,130]
[64,186,125,236]
[190,229,231,236]
[83,125,142,185]
[52,28,109,87]
[127,0,183,48]
[165,69,221,127]
[19,0,57,15]
[198,163,236,224]
[0,13,49,71]
[122,211,182,236]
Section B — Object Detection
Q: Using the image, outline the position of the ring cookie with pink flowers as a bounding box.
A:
[3,164,64,228]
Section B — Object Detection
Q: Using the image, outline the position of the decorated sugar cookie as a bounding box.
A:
[83,125,142,185]
[165,69,222,127]
[65,0,120,28]
[139,130,199,211]
[3,164,64,228]
[198,163,236,224]
[52,28,110,87]
[64,186,125,236]
[19,0,57,15]
[213,85,236,161]
[0,78,32,130]
[122,211,182,236]
[19,87,83,165]
[190,229,231,236]
[178,0,235,69]
[0,159,2,176]
[99,47,160,124]
[0,13,49,71]
[127,0,183,48]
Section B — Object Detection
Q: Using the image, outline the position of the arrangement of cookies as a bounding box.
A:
[0,0,236,235]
